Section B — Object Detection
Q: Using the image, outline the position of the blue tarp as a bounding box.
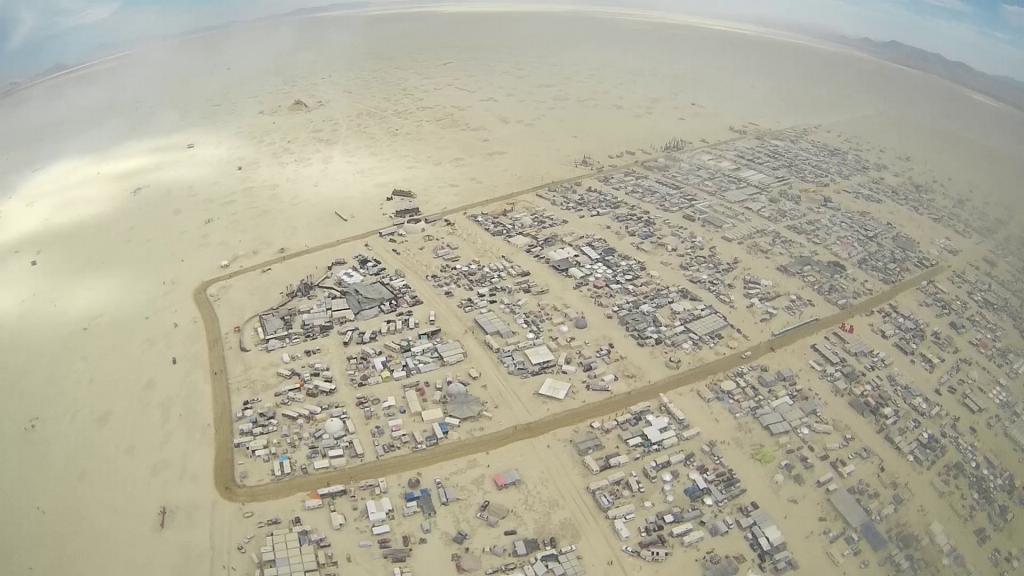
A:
[419,488,436,516]
[860,522,889,552]
[684,484,703,501]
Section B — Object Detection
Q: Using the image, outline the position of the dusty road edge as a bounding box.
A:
[197,257,944,503]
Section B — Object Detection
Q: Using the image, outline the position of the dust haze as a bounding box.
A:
[1,5,1022,576]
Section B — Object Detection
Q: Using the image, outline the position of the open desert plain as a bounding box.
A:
[1,4,1023,576]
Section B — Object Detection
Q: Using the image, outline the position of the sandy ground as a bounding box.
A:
[1,7,1022,576]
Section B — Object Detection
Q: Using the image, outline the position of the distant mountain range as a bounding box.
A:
[831,36,1024,112]
[5,6,1024,113]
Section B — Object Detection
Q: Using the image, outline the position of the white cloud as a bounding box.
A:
[3,6,35,51]
[54,2,122,31]
[1003,3,1024,28]
[921,0,970,12]
[0,0,120,52]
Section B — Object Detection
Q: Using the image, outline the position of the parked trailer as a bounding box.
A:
[681,427,702,440]
[681,530,706,546]
[317,485,347,498]
[314,381,337,394]
[605,471,627,484]
[670,523,695,538]
[606,504,636,520]
[613,518,630,541]
[679,528,704,541]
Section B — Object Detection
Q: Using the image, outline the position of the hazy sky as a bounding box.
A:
[0,0,1022,81]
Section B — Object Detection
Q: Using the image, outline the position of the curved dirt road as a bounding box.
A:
[194,124,946,503]
[197,243,944,502]
[195,132,777,502]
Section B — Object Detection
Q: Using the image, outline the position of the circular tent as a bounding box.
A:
[324,418,345,437]
[446,381,468,398]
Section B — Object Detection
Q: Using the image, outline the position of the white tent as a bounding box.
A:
[324,418,345,437]
[537,378,572,400]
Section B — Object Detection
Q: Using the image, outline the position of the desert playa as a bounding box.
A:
[1,5,1023,576]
